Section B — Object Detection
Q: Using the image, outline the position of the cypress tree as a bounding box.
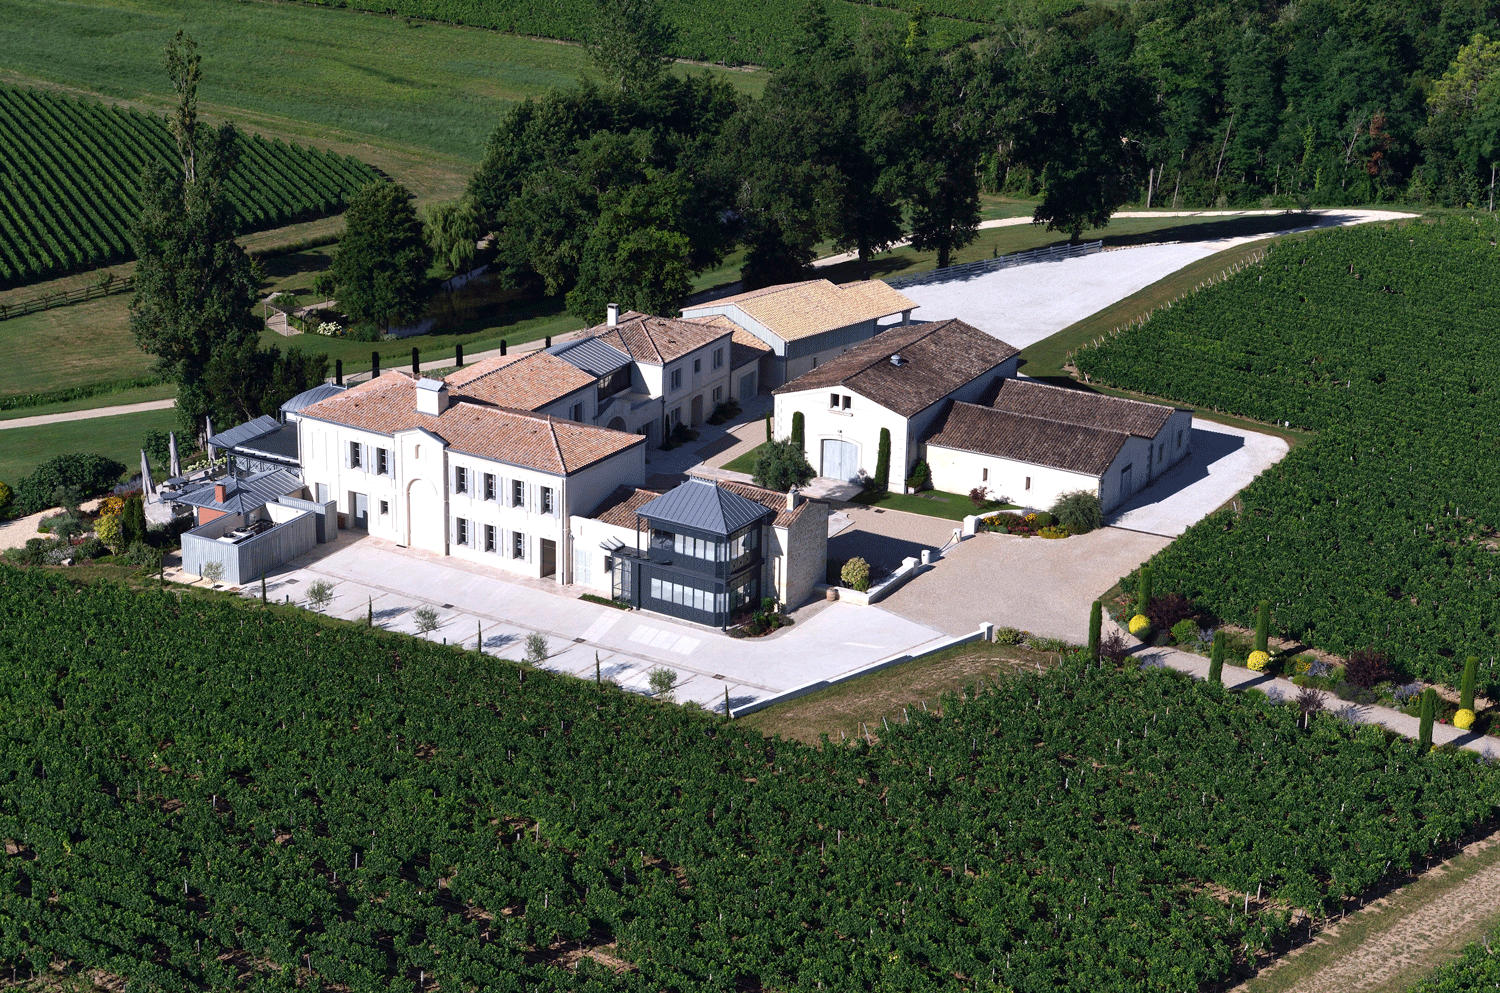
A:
[371,350,380,379]
[1461,655,1478,712]
[1135,566,1152,617]
[791,411,804,451]
[1254,600,1271,654]
[1209,631,1225,685]
[764,413,772,443]
[873,428,892,494]
[456,343,464,368]
[412,347,420,375]
[367,596,373,627]
[261,571,267,604]
[477,620,483,654]
[1088,600,1102,661]
[1418,688,1436,753]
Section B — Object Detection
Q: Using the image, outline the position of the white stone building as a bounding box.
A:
[772,319,1020,483]
[295,371,646,583]
[925,378,1193,512]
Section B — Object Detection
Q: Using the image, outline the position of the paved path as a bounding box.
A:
[0,497,108,550]
[0,397,176,430]
[1109,615,1496,755]
[210,533,950,713]
[893,209,1415,348]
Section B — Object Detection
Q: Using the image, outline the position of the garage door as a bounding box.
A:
[820,439,859,481]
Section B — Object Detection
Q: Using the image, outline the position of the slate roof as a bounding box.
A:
[443,352,596,410]
[175,469,304,514]
[280,383,346,415]
[694,279,916,342]
[636,477,774,536]
[296,372,644,475]
[235,424,300,463]
[207,415,281,451]
[581,314,731,365]
[772,319,1019,417]
[989,378,1177,438]
[926,402,1131,477]
[547,337,633,377]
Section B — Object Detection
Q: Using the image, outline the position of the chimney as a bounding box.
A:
[416,377,449,416]
[214,482,227,505]
[786,486,802,510]
[606,302,619,327]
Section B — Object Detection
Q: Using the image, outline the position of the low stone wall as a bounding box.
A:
[730,624,993,718]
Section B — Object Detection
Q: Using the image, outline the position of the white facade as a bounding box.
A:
[297,416,646,584]
[774,354,1018,483]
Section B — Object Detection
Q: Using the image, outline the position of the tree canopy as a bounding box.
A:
[331,181,433,334]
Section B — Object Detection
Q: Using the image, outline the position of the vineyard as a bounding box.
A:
[1075,219,1500,691]
[0,86,379,288]
[1409,923,1500,992]
[3,566,1498,991]
[278,0,989,67]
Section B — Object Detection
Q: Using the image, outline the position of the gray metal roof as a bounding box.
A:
[207,415,281,451]
[235,424,300,463]
[174,469,304,515]
[548,337,632,377]
[280,383,346,414]
[637,477,772,536]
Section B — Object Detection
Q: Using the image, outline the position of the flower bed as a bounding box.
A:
[979,511,1070,538]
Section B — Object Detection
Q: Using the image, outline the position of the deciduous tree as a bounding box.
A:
[331,182,432,335]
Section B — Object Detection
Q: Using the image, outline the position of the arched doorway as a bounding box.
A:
[607,416,627,431]
[406,478,444,552]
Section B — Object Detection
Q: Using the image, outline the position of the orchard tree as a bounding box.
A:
[331,181,432,335]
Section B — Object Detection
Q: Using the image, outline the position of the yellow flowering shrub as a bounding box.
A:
[95,510,123,551]
[97,495,126,516]
[1454,708,1476,730]
[1128,614,1152,636]
[1247,650,1270,671]
[1038,525,1070,539]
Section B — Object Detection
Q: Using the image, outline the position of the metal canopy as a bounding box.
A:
[280,383,347,415]
[637,477,771,537]
[174,469,303,515]
[548,337,632,377]
[206,415,282,451]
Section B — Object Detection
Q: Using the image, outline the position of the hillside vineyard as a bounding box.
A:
[1076,220,1500,689]
[0,86,379,287]
[2,568,1496,990]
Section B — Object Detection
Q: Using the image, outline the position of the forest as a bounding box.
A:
[1075,217,1500,690]
[2,565,1497,990]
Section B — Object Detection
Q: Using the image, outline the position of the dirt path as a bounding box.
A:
[0,398,175,430]
[1240,833,1500,993]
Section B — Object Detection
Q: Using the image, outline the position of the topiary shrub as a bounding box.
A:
[840,557,871,592]
[1050,490,1103,534]
[1170,618,1199,647]
[16,454,126,514]
[905,460,930,491]
[1460,655,1479,712]
[1454,708,1476,730]
[872,428,891,494]
[1247,650,1270,671]
[1128,614,1152,637]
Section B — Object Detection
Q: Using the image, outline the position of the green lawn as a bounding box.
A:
[722,442,767,475]
[1,0,766,164]
[0,297,156,401]
[850,487,1016,521]
[0,407,179,487]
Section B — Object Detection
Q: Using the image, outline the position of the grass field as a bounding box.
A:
[0,296,156,400]
[739,640,1060,744]
[1,0,766,166]
[0,406,178,487]
[0,383,175,422]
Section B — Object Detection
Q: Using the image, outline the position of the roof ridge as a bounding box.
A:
[546,414,566,472]
[954,400,1127,436]
[825,321,944,384]
[1006,377,1167,410]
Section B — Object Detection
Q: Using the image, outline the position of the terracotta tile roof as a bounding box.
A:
[990,378,1176,438]
[927,402,1129,477]
[729,327,771,371]
[297,372,643,475]
[772,319,1019,417]
[580,314,731,365]
[713,478,817,528]
[443,352,595,411]
[587,486,660,530]
[694,279,916,342]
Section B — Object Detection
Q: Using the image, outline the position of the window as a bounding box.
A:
[693,358,701,374]
[379,500,390,516]
[713,347,723,369]
[484,524,496,552]
[712,386,722,403]
[375,447,389,475]
[981,468,988,482]
[512,532,525,559]
[670,407,682,426]
[1025,476,1032,490]
[830,392,840,409]
[454,466,468,493]
[511,479,524,507]
[842,394,851,411]
[570,401,584,422]
[483,473,496,501]
[456,518,470,546]
[540,486,555,515]
[1157,442,1164,463]
[349,441,363,469]
[670,368,682,391]
[1176,429,1184,449]
[649,577,724,614]
[674,533,723,561]
[811,356,820,369]
[730,527,759,562]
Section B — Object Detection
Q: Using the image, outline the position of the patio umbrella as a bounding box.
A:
[205,416,216,463]
[140,449,156,502]
[169,431,180,478]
